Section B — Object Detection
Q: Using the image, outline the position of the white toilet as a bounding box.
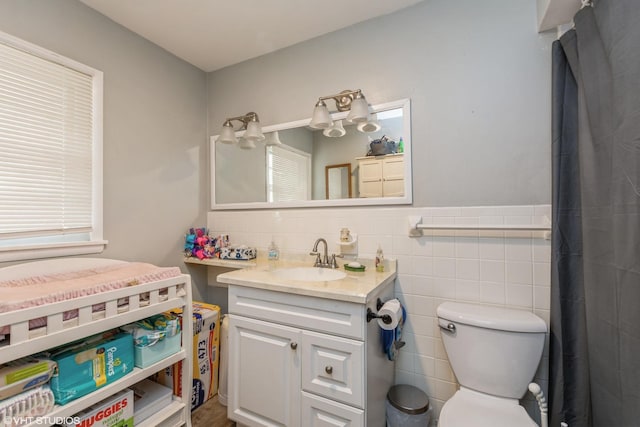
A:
[436,302,547,427]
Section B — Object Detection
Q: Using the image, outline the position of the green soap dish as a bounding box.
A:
[344,264,366,272]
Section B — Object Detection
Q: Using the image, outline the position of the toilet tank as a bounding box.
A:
[437,302,547,399]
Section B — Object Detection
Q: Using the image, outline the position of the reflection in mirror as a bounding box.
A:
[210,98,411,209]
[267,144,311,202]
[325,163,352,199]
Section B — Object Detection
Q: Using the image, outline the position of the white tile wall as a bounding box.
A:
[208,204,551,425]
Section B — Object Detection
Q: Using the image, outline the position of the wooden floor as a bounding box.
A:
[191,395,235,427]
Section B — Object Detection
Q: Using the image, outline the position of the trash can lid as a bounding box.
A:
[387,384,430,415]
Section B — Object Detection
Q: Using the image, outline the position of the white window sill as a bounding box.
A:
[0,240,108,263]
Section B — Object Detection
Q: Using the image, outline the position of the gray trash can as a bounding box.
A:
[386,384,431,427]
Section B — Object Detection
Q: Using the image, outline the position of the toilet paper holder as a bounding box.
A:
[366,298,392,324]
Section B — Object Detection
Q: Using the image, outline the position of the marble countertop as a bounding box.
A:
[216,256,396,304]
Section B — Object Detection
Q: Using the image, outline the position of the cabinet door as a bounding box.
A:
[382,156,404,180]
[358,159,383,198]
[382,178,404,196]
[382,156,404,196]
[228,315,301,427]
[301,330,364,408]
[301,392,364,427]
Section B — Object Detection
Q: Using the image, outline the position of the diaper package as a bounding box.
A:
[65,388,134,427]
[0,356,56,400]
[49,331,134,405]
[157,302,220,411]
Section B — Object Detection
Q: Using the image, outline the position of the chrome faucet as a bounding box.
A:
[310,238,329,267]
[310,238,342,268]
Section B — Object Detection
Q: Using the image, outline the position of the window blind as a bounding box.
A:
[267,145,311,202]
[0,40,94,237]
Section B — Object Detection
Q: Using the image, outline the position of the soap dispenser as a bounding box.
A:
[268,239,279,260]
[375,245,385,272]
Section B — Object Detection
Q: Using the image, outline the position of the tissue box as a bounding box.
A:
[158,302,220,410]
[66,389,134,427]
[218,246,256,260]
[49,331,134,405]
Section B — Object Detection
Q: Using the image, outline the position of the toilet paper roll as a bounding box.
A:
[377,299,403,330]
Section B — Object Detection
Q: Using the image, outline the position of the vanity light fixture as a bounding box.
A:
[310,89,378,134]
[265,131,283,146]
[216,111,265,148]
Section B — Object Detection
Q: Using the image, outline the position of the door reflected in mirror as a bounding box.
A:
[325,163,352,200]
[210,98,411,209]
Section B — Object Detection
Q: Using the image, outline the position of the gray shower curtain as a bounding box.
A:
[550,1,640,427]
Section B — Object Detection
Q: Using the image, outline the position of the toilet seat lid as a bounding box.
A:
[439,389,538,427]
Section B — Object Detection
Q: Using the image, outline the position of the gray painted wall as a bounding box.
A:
[0,0,210,300]
[207,0,556,207]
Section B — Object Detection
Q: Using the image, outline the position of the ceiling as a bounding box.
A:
[79,0,424,72]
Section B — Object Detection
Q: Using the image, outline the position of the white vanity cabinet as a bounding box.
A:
[227,282,394,427]
[357,153,404,198]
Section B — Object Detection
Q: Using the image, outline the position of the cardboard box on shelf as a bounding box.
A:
[131,379,173,425]
[65,388,134,427]
[158,302,220,411]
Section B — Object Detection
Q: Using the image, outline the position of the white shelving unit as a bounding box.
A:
[0,265,194,427]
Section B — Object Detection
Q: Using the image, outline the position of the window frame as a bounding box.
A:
[0,31,106,263]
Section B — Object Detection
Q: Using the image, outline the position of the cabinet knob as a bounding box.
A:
[290,342,298,350]
[325,366,333,375]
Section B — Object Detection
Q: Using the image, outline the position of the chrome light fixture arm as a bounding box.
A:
[217,111,264,147]
[316,89,363,112]
[223,111,260,131]
[310,89,371,130]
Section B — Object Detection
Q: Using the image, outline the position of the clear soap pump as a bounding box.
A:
[375,244,385,272]
[268,238,279,261]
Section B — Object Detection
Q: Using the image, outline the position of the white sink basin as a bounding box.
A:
[273,267,346,282]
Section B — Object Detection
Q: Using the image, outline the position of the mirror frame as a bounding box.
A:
[209,98,412,210]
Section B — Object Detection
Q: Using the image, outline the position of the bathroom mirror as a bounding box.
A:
[325,163,352,200]
[210,98,411,209]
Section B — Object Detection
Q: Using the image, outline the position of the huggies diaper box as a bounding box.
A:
[48,331,134,405]
[157,302,220,410]
[65,389,134,427]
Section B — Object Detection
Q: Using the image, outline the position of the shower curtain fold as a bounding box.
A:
[550,2,640,426]
[550,37,591,427]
